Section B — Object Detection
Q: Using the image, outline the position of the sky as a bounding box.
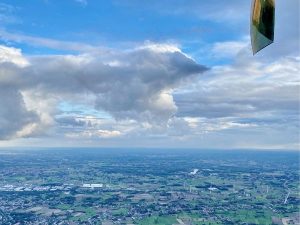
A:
[0,0,299,149]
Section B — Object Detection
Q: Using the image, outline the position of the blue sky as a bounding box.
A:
[1,1,236,42]
[0,0,247,63]
[0,0,299,149]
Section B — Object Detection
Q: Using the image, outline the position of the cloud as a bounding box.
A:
[66,129,121,139]
[0,86,38,140]
[0,45,29,66]
[0,40,298,149]
[114,0,249,22]
[0,3,19,25]
[23,45,206,120]
[75,0,88,6]
[0,29,104,52]
[0,46,33,139]
[174,55,300,142]
[211,39,249,59]
[0,43,207,140]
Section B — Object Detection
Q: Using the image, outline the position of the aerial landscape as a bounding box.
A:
[0,149,299,224]
[0,0,299,224]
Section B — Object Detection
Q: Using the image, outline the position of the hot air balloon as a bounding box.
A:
[251,0,275,54]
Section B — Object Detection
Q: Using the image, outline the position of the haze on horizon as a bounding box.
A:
[0,0,299,150]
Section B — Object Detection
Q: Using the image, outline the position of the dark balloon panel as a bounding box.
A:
[251,0,275,54]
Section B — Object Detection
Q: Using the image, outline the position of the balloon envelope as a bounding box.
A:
[251,0,275,54]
